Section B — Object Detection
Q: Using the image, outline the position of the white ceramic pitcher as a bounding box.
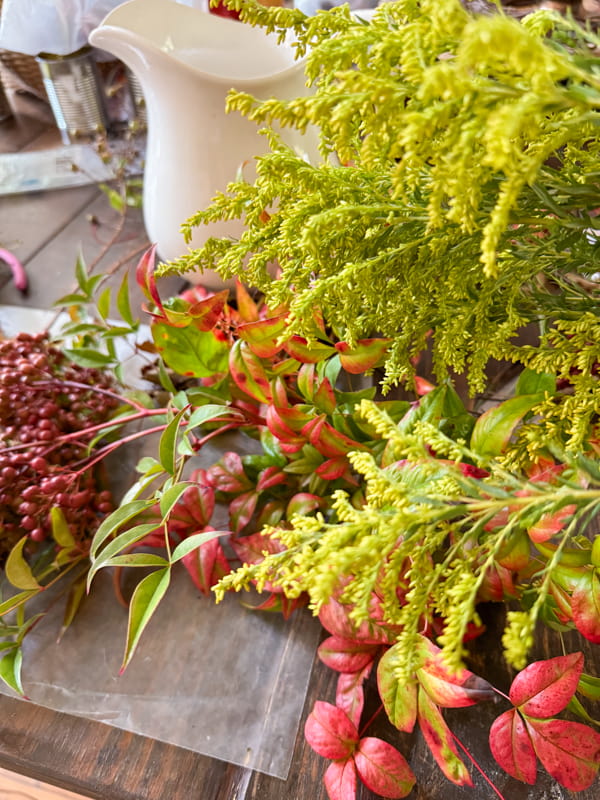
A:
[89,0,314,287]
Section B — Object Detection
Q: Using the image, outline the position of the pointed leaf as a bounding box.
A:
[572,570,600,643]
[237,313,287,358]
[122,568,171,671]
[335,338,391,374]
[354,737,416,798]
[526,716,600,791]
[136,245,162,309]
[229,490,259,534]
[181,535,230,595]
[324,758,357,800]
[0,648,24,695]
[229,340,272,403]
[336,664,372,729]
[50,506,76,549]
[377,645,418,732]
[318,636,379,673]
[159,482,190,519]
[61,574,88,635]
[159,406,189,475]
[235,280,260,322]
[416,638,494,708]
[90,499,156,559]
[470,394,544,457]
[509,653,584,717]
[170,529,227,563]
[116,271,135,327]
[283,335,335,363]
[5,537,40,590]
[320,596,392,644]
[313,377,337,414]
[417,688,473,786]
[489,708,537,784]
[304,701,359,760]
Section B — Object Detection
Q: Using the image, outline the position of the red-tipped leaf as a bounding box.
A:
[377,644,418,732]
[318,636,379,673]
[509,653,584,717]
[417,688,473,786]
[304,701,359,760]
[335,338,391,374]
[324,758,357,800]
[489,708,537,784]
[354,737,416,798]
[572,571,600,643]
[525,716,600,791]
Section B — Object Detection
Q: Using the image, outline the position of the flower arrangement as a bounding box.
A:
[2,0,600,797]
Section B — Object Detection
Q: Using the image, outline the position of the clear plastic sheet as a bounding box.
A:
[7,575,320,778]
[0,304,321,779]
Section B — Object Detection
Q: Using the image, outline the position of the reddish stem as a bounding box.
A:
[449,729,507,800]
[359,702,385,737]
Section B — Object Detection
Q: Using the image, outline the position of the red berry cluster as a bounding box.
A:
[0,332,118,560]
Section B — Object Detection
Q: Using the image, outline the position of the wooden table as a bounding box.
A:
[0,95,598,800]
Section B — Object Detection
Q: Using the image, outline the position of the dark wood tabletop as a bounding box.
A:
[1,93,599,800]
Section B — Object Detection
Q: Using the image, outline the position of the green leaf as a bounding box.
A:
[90,499,155,559]
[152,322,229,378]
[122,568,171,671]
[54,292,88,306]
[187,404,239,430]
[159,406,189,475]
[0,648,24,695]
[102,554,170,569]
[89,523,160,583]
[50,507,76,549]
[61,574,88,636]
[101,184,126,213]
[5,538,40,590]
[116,272,135,327]
[97,287,112,321]
[159,482,189,519]
[170,530,227,564]
[62,348,114,368]
[0,590,38,616]
[75,251,88,292]
[377,645,418,732]
[158,359,177,393]
[515,368,556,397]
[470,394,544,458]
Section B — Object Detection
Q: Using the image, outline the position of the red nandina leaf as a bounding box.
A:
[335,338,391,374]
[242,591,307,619]
[414,376,436,395]
[354,737,416,798]
[181,534,230,596]
[478,562,516,602]
[266,406,307,446]
[525,717,600,791]
[304,701,359,760]
[180,483,215,528]
[496,529,531,571]
[302,416,366,458]
[135,245,162,311]
[274,405,313,431]
[318,636,380,673]
[230,531,284,565]
[255,499,286,528]
[572,570,600,643]
[229,491,259,534]
[336,663,373,728]
[314,377,337,415]
[509,653,584,717]
[187,290,229,332]
[417,688,473,785]
[316,456,352,481]
[234,280,260,322]
[528,505,576,544]
[256,466,288,491]
[284,335,335,363]
[298,362,317,400]
[205,452,252,493]
[377,645,418,732]
[319,597,392,645]
[324,758,357,800]
[416,637,495,708]
[489,709,537,784]
[287,493,322,517]
[229,340,272,403]
[237,313,288,358]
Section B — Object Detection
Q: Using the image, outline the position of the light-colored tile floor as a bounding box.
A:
[0,767,91,800]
